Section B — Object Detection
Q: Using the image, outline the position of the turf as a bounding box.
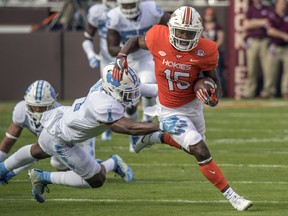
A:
[0,99,288,216]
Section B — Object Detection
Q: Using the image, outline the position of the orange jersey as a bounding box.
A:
[145,25,218,108]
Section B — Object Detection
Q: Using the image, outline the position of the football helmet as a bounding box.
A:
[168,6,203,51]
[102,63,140,108]
[102,0,117,9]
[24,80,57,125]
[117,0,140,19]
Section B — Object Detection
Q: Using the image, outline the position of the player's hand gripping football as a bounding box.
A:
[196,88,218,107]
[159,115,188,135]
[112,53,128,81]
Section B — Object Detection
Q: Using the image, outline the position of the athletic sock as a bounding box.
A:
[199,160,228,191]
[162,133,182,149]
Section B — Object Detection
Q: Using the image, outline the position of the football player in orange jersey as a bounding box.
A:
[112,6,253,211]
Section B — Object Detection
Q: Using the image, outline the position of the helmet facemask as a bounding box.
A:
[118,0,140,19]
[102,0,117,9]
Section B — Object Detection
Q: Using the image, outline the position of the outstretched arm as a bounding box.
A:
[106,116,187,136]
[112,36,147,80]
[107,117,159,135]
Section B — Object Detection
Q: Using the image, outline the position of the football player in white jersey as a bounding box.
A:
[82,0,118,142]
[106,0,171,152]
[0,80,133,185]
[0,64,187,203]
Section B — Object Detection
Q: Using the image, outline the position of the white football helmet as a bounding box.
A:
[24,80,57,125]
[117,0,140,19]
[102,0,117,9]
[102,63,141,108]
[168,6,203,51]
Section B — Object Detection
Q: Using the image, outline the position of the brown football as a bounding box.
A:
[193,77,217,94]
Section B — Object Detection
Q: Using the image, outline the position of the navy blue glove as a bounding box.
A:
[159,115,188,135]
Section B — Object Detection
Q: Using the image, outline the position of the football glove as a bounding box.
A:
[159,115,188,135]
[88,55,100,69]
[196,88,218,107]
[112,53,128,81]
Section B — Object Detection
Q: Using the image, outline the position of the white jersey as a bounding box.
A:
[106,1,164,61]
[12,100,61,137]
[87,3,114,62]
[41,81,125,144]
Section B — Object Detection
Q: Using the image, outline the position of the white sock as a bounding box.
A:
[0,151,7,161]
[50,171,92,188]
[223,187,236,200]
[12,162,36,175]
[101,158,115,173]
[4,144,36,171]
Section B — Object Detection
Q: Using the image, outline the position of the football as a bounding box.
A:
[193,76,217,94]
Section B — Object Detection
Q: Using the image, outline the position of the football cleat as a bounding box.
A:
[0,171,15,185]
[111,155,134,183]
[134,133,155,153]
[28,169,49,203]
[229,194,253,211]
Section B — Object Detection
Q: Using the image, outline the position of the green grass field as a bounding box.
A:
[0,100,288,216]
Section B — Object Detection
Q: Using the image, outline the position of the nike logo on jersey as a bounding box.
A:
[190,59,199,62]
[208,170,216,174]
[159,51,166,56]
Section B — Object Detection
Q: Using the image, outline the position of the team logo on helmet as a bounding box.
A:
[106,72,121,87]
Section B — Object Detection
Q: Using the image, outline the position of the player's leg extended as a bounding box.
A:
[28,129,106,203]
[168,115,253,211]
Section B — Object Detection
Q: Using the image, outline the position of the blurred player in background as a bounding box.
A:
[0,80,133,185]
[112,6,253,211]
[243,0,272,98]
[82,0,118,141]
[106,0,171,152]
[0,64,187,203]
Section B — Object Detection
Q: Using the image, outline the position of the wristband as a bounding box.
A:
[5,132,18,140]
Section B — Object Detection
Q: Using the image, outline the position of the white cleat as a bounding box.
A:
[229,194,253,211]
[134,133,155,153]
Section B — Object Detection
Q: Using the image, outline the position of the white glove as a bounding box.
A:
[88,55,100,69]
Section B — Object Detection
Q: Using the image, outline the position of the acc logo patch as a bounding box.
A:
[195,49,206,57]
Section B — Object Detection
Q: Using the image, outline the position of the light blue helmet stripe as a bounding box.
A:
[35,80,44,102]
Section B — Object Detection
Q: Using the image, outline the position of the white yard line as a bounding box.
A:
[0,198,287,204]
